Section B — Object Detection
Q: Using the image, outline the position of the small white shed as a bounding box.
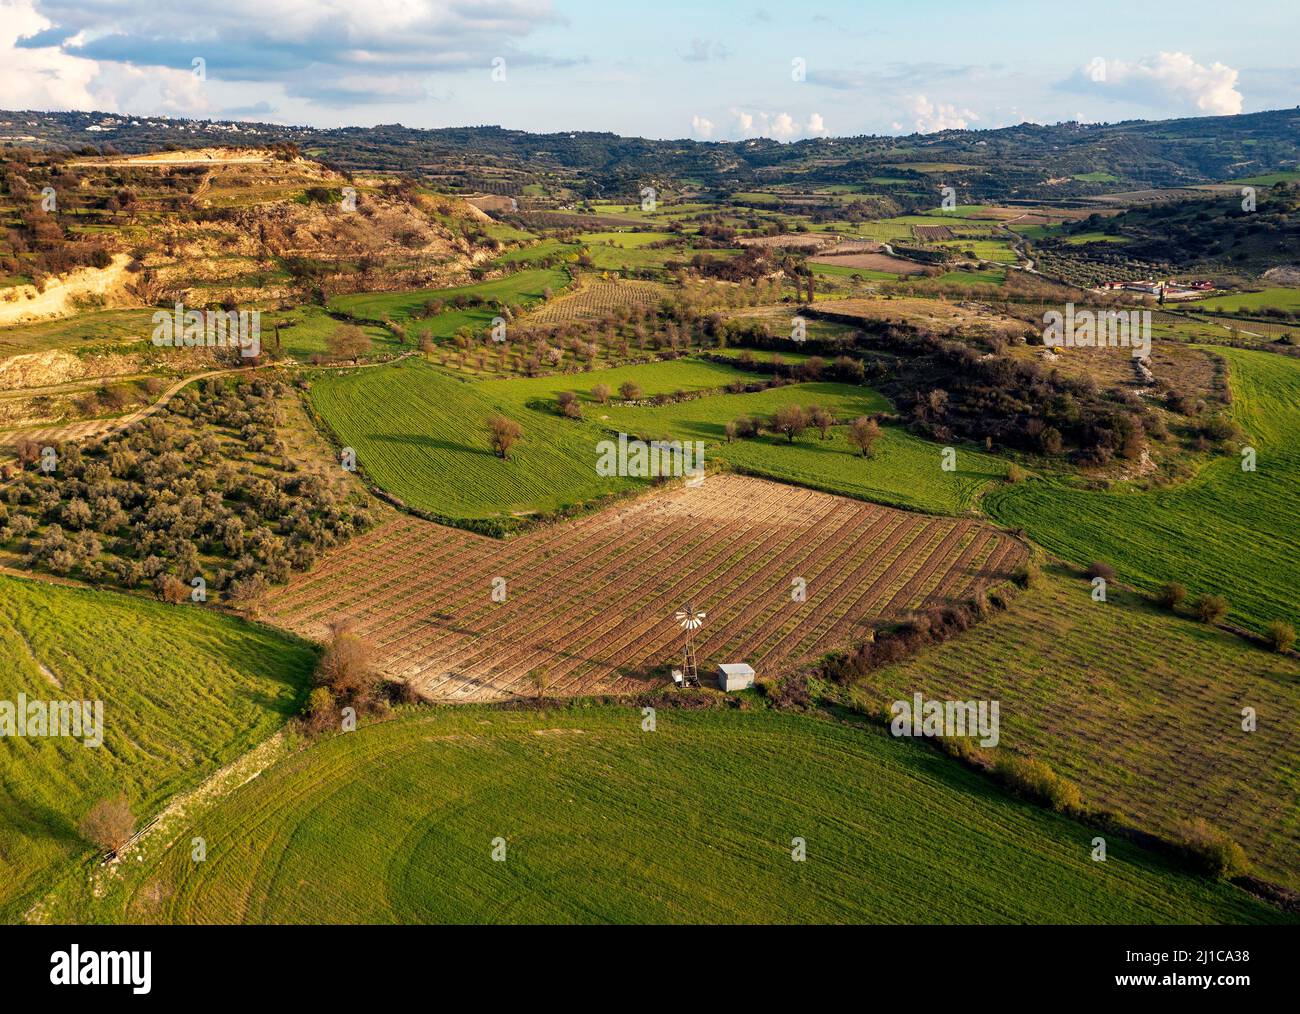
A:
[716,662,755,692]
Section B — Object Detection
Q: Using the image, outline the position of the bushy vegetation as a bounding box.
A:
[0,377,373,601]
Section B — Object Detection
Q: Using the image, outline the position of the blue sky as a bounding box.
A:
[3,0,1297,138]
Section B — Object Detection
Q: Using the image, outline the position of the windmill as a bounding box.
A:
[675,603,705,686]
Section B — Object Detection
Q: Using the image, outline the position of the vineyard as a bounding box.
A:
[524,279,668,324]
[263,475,1027,701]
[869,566,1300,888]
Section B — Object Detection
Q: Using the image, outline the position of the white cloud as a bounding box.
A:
[806,112,827,134]
[730,107,809,140]
[691,113,713,137]
[906,94,978,133]
[2,0,565,117]
[683,38,729,63]
[768,112,797,139]
[1080,52,1243,115]
[0,0,206,114]
[0,0,100,109]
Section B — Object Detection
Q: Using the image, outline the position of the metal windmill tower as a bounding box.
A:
[675,603,705,685]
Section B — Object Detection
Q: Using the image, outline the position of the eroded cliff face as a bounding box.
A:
[0,255,135,327]
[0,348,175,392]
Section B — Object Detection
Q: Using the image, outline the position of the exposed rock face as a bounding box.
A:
[0,255,134,326]
[0,349,159,392]
[1261,265,1300,286]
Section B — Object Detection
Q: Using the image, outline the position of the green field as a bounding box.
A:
[578,231,676,248]
[0,308,158,358]
[104,707,1286,924]
[601,384,1009,514]
[811,262,902,281]
[310,353,1014,522]
[869,566,1300,887]
[492,239,575,266]
[930,267,1007,286]
[327,268,569,336]
[1195,287,1300,313]
[986,347,1300,633]
[0,574,316,920]
[267,304,398,362]
[308,358,642,523]
[1063,232,1130,245]
[936,238,1018,263]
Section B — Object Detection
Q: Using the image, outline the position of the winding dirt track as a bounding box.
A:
[263,474,1026,702]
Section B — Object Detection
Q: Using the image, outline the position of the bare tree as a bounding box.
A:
[79,793,135,853]
[772,404,807,443]
[809,405,834,439]
[848,416,882,457]
[317,619,377,701]
[328,323,372,362]
[488,415,523,459]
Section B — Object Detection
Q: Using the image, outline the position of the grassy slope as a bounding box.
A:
[601,385,1009,515]
[269,305,398,362]
[868,566,1300,887]
[1196,288,1300,313]
[0,574,316,920]
[327,268,569,333]
[985,347,1300,633]
[0,309,158,358]
[310,357,1012,522]
[114,708,1287,925]
[307,358,643,520]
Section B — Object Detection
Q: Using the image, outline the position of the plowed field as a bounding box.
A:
[264,475,1026,701]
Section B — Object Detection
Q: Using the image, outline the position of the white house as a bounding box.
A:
[716,663,755,692]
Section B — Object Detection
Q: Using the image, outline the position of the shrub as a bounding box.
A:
[154,573,189,604]
[1190,593,1229,624]
[1085,561,1115,581]
[808,405,834,439]
[1005,463,1026,483]
[618,381,641,401]
[1012,560,1040,589]
[79,792,135,852]
[1156,581,1187,610]
[993,756,1083,814]
[316,620,378,703]
[1265,620,1295,654]
[1175,819,1250,879]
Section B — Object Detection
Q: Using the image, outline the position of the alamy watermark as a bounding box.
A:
[596,432,705,485]
[152,303,261,357]
[890,692,999,747]
[1043,303,1150,358]
[1,694,103,748]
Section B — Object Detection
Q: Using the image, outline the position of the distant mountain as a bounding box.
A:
[3,106,1299,201]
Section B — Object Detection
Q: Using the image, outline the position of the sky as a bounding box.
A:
[2,0,1298,140]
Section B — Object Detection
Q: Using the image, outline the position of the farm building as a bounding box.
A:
[717,663,755,692]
